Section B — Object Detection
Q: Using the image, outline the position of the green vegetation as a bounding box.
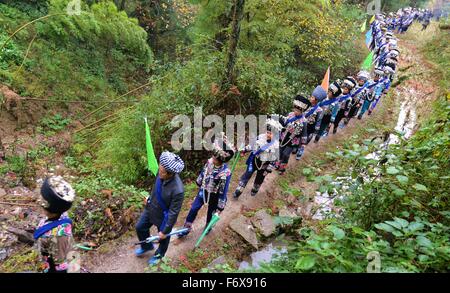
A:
[0,155,28,177]
[0,248,40,273]
[95,0,368,184]
[38,113,71,135]
[1,0,447,273]
[260,27,450,273]
[0,0,152,102]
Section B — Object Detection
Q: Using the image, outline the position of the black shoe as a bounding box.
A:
[177,224,192,239]
[233,189,242,199]
[251,184,260,196]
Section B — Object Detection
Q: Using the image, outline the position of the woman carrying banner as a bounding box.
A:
[135,151,185,266]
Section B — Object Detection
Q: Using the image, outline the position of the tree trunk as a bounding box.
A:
[223,0,245,88]
[120,0,126,11]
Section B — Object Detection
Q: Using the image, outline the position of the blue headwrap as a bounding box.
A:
[159,151,185,174]
[312,86,327,102]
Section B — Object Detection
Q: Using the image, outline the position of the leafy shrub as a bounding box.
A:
[70,172,148,242]
[264,218,449,273]
[0,1,154,101]
[257,28,450,273]
[0,32,23,70]
[96,0,367,183]
[38,114,71,135]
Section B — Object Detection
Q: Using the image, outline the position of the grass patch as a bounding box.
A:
[0,248,40,273]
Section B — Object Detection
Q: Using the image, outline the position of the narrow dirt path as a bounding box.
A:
[84,115,376,273]
[84,24,440,273]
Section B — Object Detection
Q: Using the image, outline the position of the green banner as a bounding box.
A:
[145,117,159,176]
[195,213,221,248]
[361,51,374,70]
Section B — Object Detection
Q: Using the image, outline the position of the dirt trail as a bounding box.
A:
[84,24,440,273]
[85,115,372,273]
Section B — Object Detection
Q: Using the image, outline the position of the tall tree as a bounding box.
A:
[223,0,245,87]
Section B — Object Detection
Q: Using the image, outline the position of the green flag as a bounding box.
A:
[230,152,241,175]
[144,117,159,176]
[361,51,374,71]
[195,213,221,248]
[360,19,367,33]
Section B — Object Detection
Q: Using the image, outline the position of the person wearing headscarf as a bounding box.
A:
[233,119,282,199]
[274,95,311,174]
[384,61,397,82]
[135,151,185,266]
[314,80,342,143]
[370,66,391,114]
[344,71,370,125]
[34,176,76,273]
[178,133,234,238]
[358,67,383,119]
[330,76,357,134]
[421,9,431,30]
[305,85,327,145]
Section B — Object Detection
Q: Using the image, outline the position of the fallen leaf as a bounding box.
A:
[105,208,114,223]
[101,189,113,199]
[228,85,241,96]
[211,83,220,96]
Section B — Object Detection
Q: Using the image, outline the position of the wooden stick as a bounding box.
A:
[2,198,35,202]
[82,81,152,120]
[0,201,39,207]
[74,105,136,134]
[0,13,66,52]
[20,97,138,104]
[13,32,38,76]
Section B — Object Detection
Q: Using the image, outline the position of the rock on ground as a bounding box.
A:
[229,215,259,250]
[251,209,276,237]
[278,207,299,219]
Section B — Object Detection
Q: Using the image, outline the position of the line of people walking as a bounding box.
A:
[31,9,423,271]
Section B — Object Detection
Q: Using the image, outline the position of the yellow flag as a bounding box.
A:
[361,20,367,32]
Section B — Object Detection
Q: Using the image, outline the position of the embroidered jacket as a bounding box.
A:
[244,134,279,163]
[278,112,308,147]
[196,158,231,204]
[35,213,74,273]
